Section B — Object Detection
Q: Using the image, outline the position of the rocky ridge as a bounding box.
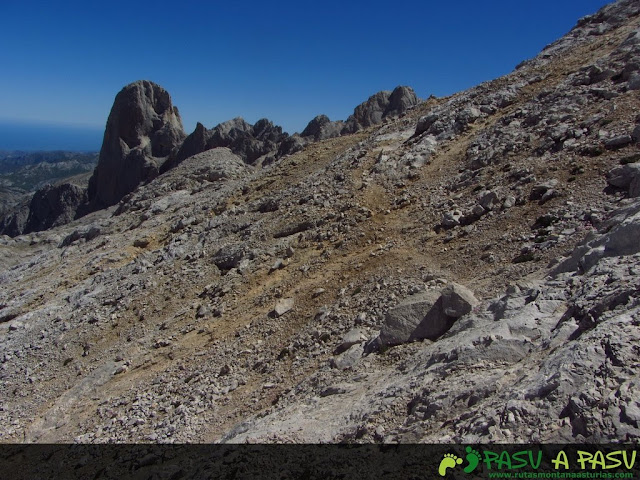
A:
[0,83,417,237]
[0,0,639,444]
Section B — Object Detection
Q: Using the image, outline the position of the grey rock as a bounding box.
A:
[378,290,444,347]
[503,195,517,209]
[440,282,479,317]
[61,226,101,247]
[415,113,439,136]
[442,210,462,228]
[269,258,285,273]
[605,135,633,149]
[164,116,290,171]
[554,199,640,273]
[0,204,29,237]
[277,135,307,157]
[607,163,640,195]
[212,244,246,271]
[478,190,499,210]
[331,344,364,370]
[342,91,391,134]
[631,125,640,142]
[384,86,419,118]
[530,180,558,200]
[184,148,249,183]
[196,305,209,319]
[456,106,482,126]
[335,328,367,354]
[161,122,210,173]
[472,204,486,216]
[211,117,288,164]
[378,282,479,348]
[628,72,640,90]
[273,298,295,317]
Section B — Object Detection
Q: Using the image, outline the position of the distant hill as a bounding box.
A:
[0,150,97,215]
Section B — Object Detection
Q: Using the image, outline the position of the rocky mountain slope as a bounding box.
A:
[0,0,639,443]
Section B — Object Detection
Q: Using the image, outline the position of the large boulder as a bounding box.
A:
[607,163,640,197]
[377,283,479,348]
[441,283,479,317]
[87,80,186,209]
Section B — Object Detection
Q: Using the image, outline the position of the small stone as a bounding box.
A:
[503,196,516,209]
[133,238,150,248]
[196,305,209,318]
[8,322,22,332]
[335,328,367,354]
[270,258,285,273]
[331,344,364,370]
[312,288,326,298]
[472,204,486,216]
[114,365,128,375]
[605,135,632,149]
[442,210,462,227]
[273,298,295,317]
[530,180,558,200]
[478,190,499,210]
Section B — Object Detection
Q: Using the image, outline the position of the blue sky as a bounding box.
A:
[0,0,611,149]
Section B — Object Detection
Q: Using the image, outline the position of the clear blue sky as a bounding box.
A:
[0,0,611,149]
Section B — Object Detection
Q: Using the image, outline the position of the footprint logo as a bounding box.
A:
[438,453,463,477]
[464,446,481,474]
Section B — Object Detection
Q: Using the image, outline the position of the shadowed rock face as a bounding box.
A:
[23,183,87,234]
[88,80,186,209]
[0,183,88,237]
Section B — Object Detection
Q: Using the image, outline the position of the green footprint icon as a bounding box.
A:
[464,446,481,474]
[438,453,463,476]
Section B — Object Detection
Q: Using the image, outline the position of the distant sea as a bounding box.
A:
[0,120,102,152]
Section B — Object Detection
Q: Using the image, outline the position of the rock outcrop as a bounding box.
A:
[162,117,289,172]
[0,183,88,237]
[23,183,87,234]
[342,86,418,134]
[0,202,28,237]
[301,115,344,141]
[87,80,186,209]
